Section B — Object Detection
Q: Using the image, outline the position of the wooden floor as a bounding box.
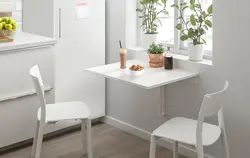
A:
[0,123,186,158]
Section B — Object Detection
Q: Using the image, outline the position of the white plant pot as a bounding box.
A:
[188,43,204,61]
[141,33,158,49]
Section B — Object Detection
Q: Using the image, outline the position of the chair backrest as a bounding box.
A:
[30,65,46,121]
[196,81,229,158]
[199,81,229,118]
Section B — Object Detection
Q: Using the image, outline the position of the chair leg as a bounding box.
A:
[86,118,93,158]
[81,119,87,156]
[221,131,230,158]
[196,145,204,158]
[34,122,45,158]
[31,120,40,158]
[173,141,178,158]
[149,135,156,158]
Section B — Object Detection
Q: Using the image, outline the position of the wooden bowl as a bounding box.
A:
[0,29,15,37]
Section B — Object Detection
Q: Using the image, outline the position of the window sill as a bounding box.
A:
[127,46,213,67]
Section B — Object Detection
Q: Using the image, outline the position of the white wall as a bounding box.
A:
[212,0,250,157]
[0,0,22,24]
[22,0,54,38]
[106,0,250,157]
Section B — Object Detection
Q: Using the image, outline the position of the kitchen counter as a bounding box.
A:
[0,32,57,52]
[0,31,57,148]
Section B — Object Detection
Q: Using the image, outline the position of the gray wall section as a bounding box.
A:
[212,0,250,157]
[105,0,126,64]
[106,0,250,157]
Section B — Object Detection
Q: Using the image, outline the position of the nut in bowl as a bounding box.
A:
[129,65,145,76]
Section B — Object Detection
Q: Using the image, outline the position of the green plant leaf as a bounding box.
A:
[199,28,205,35]
[176,23,182,30]
[140,1,145,5]
[190,5,194,10]
[188,28,197,38]
[190,14,196,26]
[198,15,203,22]
[136,9,143,12]
[201,38,207,45]
[202,11,207,18]
[180,2,187,6]
[148,42,165,54]
[161,0,167,4]
[207,4,213,14]
[205,20,212,27]
[182,6,189,11]
[193,39,198,45]
[203,25,209,30]
[171,4,179,9]
[181,34,189,41]
[163,10,169,15]
[194,4,201,9]
[190,0,195,5]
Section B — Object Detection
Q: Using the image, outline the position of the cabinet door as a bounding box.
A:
[55,0,106,119]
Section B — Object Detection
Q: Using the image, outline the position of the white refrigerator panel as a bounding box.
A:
[55,0,106,119]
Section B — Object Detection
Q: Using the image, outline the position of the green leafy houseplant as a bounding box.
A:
[148,42,165,68]
[171,0,213,45]
[148,42,165,54]
[136,0,168,34]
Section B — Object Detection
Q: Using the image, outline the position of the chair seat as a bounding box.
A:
[37,101,91,123]
[153,117,221,146]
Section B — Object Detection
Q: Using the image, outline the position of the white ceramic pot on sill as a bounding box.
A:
[187,43,204,61]
[141,33,158,49]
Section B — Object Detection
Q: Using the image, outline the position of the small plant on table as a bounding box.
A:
[148,42,165,68]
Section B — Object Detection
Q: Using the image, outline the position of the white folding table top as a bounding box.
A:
[86,60,199,89]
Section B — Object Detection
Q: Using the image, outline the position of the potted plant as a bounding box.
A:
[148,42,165,68]
[136,0,168,49]
[172,0,213,61]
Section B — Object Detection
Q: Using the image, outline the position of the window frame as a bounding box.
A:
[136,0,213,59]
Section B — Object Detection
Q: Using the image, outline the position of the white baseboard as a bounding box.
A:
[103,116,214,158]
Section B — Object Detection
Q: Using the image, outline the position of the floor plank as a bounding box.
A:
[0,123,187,158]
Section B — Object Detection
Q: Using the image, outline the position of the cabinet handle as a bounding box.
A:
[59,8,62,38]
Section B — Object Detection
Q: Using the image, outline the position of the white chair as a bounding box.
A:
[149,81,230,158]
[30,65,93,158]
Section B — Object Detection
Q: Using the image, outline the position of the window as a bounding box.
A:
[138,0,213,55]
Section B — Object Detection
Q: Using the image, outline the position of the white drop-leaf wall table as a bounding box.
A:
[87,60,199,116]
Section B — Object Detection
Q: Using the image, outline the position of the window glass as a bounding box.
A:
[139,0,213,53]
[157,0,175,45]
